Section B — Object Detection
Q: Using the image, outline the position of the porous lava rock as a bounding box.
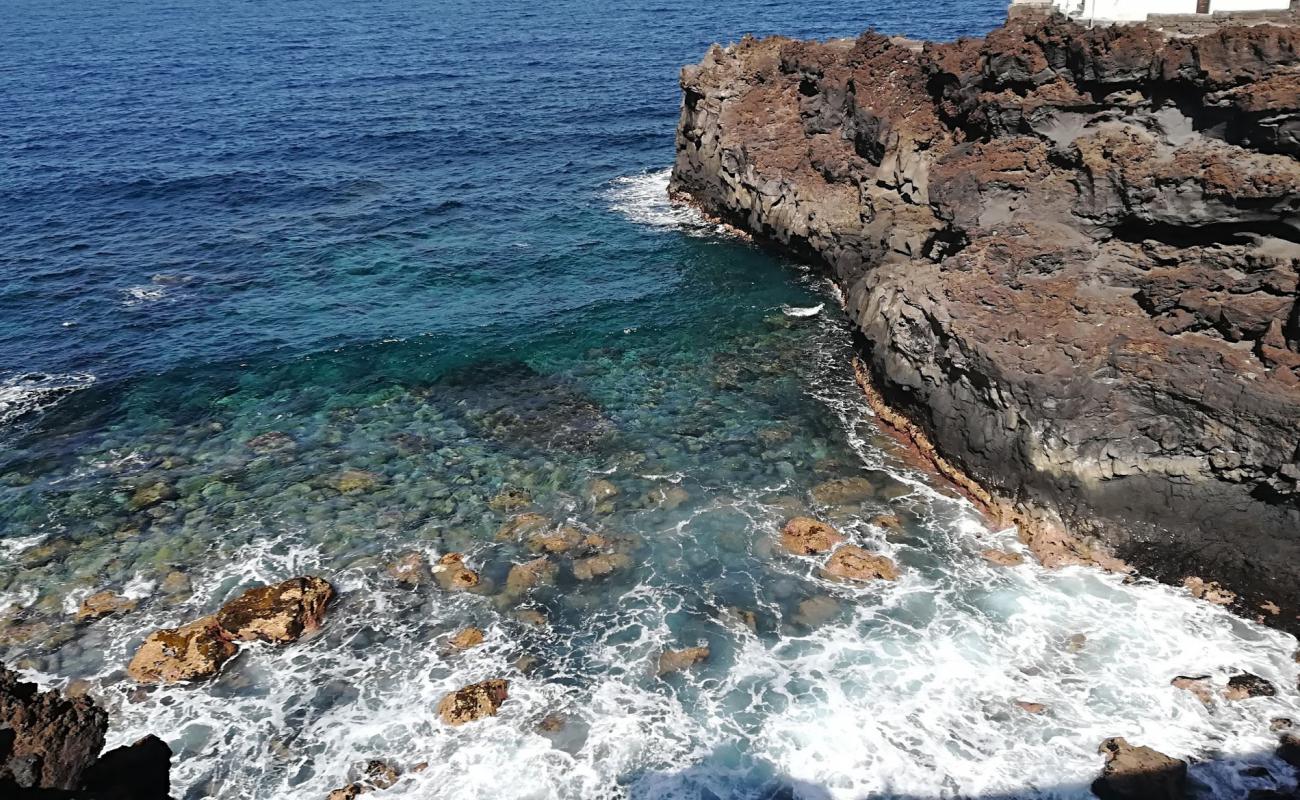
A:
[671,13,1300,630]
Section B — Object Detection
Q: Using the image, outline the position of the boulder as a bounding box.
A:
[809,477,876,505]
[127,616,238,685]
[504,557,557,598]
[1171,675,1214,705]
[572,552,631,581]
[432,554,480,591]
[1091,737,1186,800]
[332,470,382,494]
[159,570,192,598]
[216,576,335,644]
[515,609,548,627]
[657,646,710,676]
[437,679,509,726]
[495,512,550,542]
[247,431,295,454]
[818,545,899,583]
[794,595,841,628]
[0,664,106,790]
[779,517,845,556]
[81,734,173,800]
[76,591,138,623]
[488,488,532,513]
[1224,672,1277,701]
[526,526,585,554]
[129,482,177,511]
[587,479,619,504]
[1278,732,1300,768]
[386,552,430,588]
[448,627,485,651]
[1014,700,1046,714]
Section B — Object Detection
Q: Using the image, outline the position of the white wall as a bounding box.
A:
[1050,0,1290,20]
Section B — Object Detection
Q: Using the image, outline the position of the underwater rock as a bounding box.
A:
[526,526,585,554]
[127,615,238,684]
[657,646,710,676]
[809,477,876,505]
[447,627,485,650]
[1092,737,1186,800]
[504,557,558,598]
[332,469,383,494]
[76,590,138,623]
[488,488,532,513]
[386,551,431,588]
[794,595,841,628]
[586,478,619,504]
[981,549,1025,567]
[495,512,550,542]
[779,517,845,556]
[1171,675,1214,705]
[818,545,900,583]
[1224,672,1277,701]
[515,608,548,627]
[216,576,335,644]
[129,481,177,511]
[432,554,480,591]
[246,431,295,454]
[159,570,192,599]
[571,552,631,581]
[437,679,509,726]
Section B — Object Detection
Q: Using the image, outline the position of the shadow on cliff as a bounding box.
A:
[624,742,1300,800]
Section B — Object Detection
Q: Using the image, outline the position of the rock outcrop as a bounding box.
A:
[671,13,1300,629]
[0,664,172,797]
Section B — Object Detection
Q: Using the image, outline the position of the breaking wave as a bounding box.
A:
[0,372,96,428]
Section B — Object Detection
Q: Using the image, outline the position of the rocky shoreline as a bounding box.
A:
[669,9,1300,630]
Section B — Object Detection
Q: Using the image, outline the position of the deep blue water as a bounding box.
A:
[4,2,1299,800]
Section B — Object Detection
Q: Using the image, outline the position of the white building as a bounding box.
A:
[1045,0,1292,22]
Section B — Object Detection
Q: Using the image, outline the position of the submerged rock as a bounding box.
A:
[1171,675,1214,705]
[586,478,619,504]
[437,679,509,726]
[1092,737,1186,800]
[779,517,845,556]
[386,551,431,588]
[657,646,710,676]
[818,545,899,583]
[809,477,875,505]
[432,553,480,591]
[488,488,532,513]
[447,627,485,651]
[246,431,295,454]
[504,556,558,598]
[129,481,177,511]
[127,616,238,685]
[216,576,335,644]
[572,552,631,581]
[332,469,382,494]
[495,512,550,542]
[76,590,138,622]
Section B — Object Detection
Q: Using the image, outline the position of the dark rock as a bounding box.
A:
[671,14,1300,632]
[81,735,172,800]
[1224,671,1277,701]
[1091,737,1186,800]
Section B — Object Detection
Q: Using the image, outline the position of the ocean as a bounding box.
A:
[1,0,1298,797]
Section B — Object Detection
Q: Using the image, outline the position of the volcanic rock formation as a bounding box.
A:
[670,12,1300,629]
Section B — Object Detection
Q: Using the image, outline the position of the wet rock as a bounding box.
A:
[1278,732,1300,768]
[76,590,138,623]
[819,545,900,583]
[437,679,509,726]
[332,469,382,494]
[504,557,558,598]
[809,477,875,505]
[657,646,710,676]
[1224,672,1277,701]
[448,627,485,651]
[794,595,841,628]
[722,606,758,633]
[1171,675,1214,705]
[572,552,631,581]
[81,734,173,800]
[129,481,177,511]
[515,608,548,627]
[537,713,566,733]
[981,549,1025,567]
[1014,700,1046,714]
[432,553,480,591]
[0,663,106,790]
[870,514,904,531]
[127,616,237,684]
[779,517,845,556]
[586,479,619,504]
[488,488,532,513]
[1271,718,1293,732]
[495,512,550,542]
[247,431,295,454]
[325,761,398,800]
[527,526,585,554]
[1092,737,1186,800]
[386,551,430,588]
[159,570,192,598]
[216,576,335,644]
[328,785,363,800]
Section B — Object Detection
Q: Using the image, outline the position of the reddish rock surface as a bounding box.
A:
[216,576,335,644]
[779,517,846,555]
[671,15,1300,631]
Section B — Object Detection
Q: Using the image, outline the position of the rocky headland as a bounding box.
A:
[670,9,1300,629]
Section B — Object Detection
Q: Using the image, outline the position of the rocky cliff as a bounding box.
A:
[670,13,1300,628]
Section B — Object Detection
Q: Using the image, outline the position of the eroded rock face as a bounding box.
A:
[671,15,1300,630]
[1092,737,1186,800]
[780,517,845,555]
[216,577,335,644]
[437,679,509,726]
[127,616,238,685]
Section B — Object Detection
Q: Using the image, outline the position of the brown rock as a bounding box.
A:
[515,609,548,627]
[818,545,899,583]
[809,477,876,505]
[1183,576,1236,606]
[128,616,238,684]
[870,514,904,531]
[437,679,509,726]
[1092,737,1186,800]
[537,713,566,732]
[386,551,430,587]
[572,552,631,581]
[216,576,335,644]
[526,526,585,554]
[1014,700,1046,714]
[76,591,138,623]
[448,627,485,650]
[1066,633,1087,653]
[495,512,550,542]
[794,595,841,628]
[1223,672,1276,701]
[657,646,710,675]
[1171,675,1214,705]
[779,517,845,556]
[981,549,1025,567]
[504,557,558,598]
[363,760,399,790]
[332,469,382,494]
[247,431,295,454]
[432,553,480,591]
[0,664,107,790]
[129,482,177,511]
[587,479,619,504]
[159,570,192,597]
[327,785,363,800]
[488,488,532,513]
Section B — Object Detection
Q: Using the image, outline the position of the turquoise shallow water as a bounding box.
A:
[2,1,1300,798]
